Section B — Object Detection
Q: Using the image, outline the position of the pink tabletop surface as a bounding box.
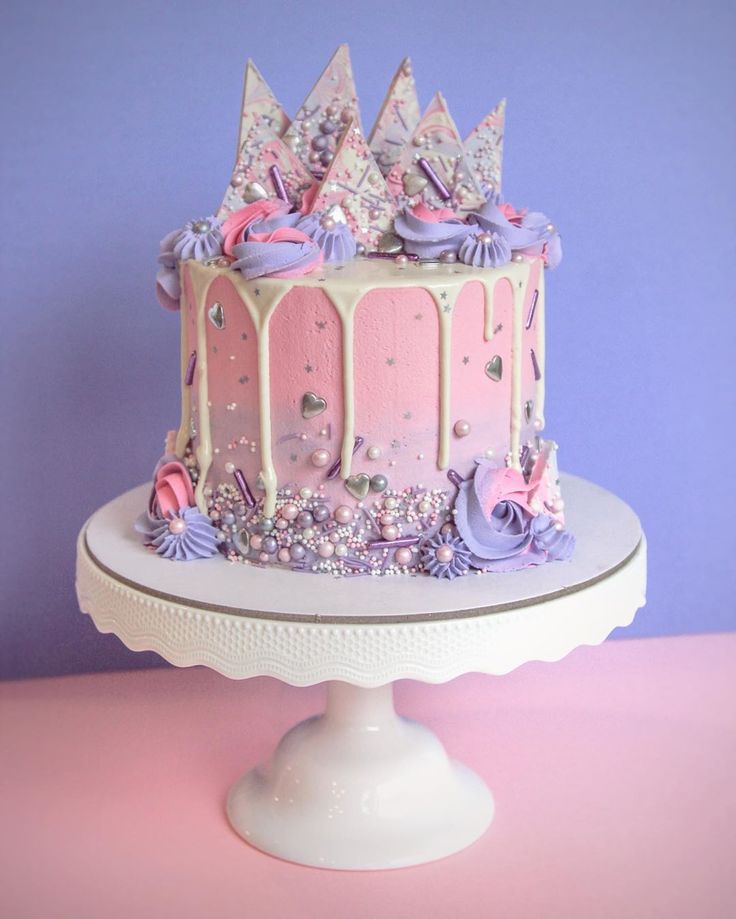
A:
[1,633,734,919]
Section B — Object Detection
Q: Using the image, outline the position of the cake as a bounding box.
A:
[137,45,575,579]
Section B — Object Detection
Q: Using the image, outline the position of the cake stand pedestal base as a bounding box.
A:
[76,475,646,870]
[227,681,493,870]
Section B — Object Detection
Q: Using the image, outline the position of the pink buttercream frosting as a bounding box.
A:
[153,460,196,516]
[220,200,291,258]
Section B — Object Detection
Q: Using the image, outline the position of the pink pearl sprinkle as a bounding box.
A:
[395,547,412,565]
[250,534,263,550]
[168,518,187,535]
[381,524,399,541]
[318,542,335,558]
[311,449,330,467]
[436,545,455,563]
[278,548,291,563]
[281,503,299,521]
[334,505,353,524]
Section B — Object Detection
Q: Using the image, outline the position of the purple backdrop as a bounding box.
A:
[1,0,734,679]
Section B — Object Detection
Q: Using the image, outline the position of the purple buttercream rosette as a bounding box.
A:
[230,231,322,281]
[135,506,219,561]
[297,213,358,262]
[393,207,472,259]
[155,216,224,311]
[530,514,575,560]
[458,230,511,268]
[454,460,569,572]
[420,530,472,580]
[469,198,562,268]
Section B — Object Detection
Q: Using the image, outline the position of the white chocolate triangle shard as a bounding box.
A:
[368,57,421,176]
[282,45,362,177]
[218,129,316,218]
[464,98,506,197]
[386,92,486,214]
[235,59,291,159]
[307,121,396,249]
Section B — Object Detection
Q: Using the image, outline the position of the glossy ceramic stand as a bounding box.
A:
[227,681,493,869]
[76,474,646,870]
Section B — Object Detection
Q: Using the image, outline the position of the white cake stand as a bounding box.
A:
[75,473,646,870]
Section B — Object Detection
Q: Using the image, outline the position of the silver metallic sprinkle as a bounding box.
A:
[525,289,539,330]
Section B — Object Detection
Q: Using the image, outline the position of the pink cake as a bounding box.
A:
[138,46,574,579]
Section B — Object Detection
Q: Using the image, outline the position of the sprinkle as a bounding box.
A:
[366,251,419,261]
[447,469,464,489]
[368,535,420,551]
[342,556,371,571]
[326,436,365,479]
[269,165,288,202]
[525,289,539,330]
[233,469,255,508]
[417,157,452,201]
[184,351,197,386]
[531,348,542,381]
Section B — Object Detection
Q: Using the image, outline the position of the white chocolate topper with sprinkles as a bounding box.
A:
[282,44,361,176]
[306,122,397,249]
[386,92,487,214]
[464,98,506,198]
[217,46,506,216]
[368,57,421,176]
[235,59,291,161]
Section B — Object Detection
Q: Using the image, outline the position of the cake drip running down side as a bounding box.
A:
[139,44,574,578]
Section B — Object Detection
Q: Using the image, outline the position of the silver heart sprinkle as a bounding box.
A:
[345,473,371,500]
[485,355,503,382]
[403,173,428,197]
[377,231,403,254]
[208,302,225,330]
[301,391,327,419]
[242,181,268,203]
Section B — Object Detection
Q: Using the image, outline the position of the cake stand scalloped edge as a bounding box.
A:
[76,526,647,687]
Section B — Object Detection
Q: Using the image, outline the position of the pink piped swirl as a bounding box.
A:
[151,460,196,517]
[220,199,291,258]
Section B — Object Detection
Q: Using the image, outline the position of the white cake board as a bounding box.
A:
[76,474,646,870]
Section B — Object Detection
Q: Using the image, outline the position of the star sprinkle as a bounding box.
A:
[464,98,506,197]
[368,57,421,176]
[306,121,397,249]
[282,45,361,178]
[386,92,486,214]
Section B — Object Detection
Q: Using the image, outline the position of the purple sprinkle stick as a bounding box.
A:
[326,436,365,479]
[531,348,542,381]
[525,289,539,330]
[342,556,371,571]
[366,251,420,261]
[447,469,464,489]
[368,535,420,551]
[417,157,452,201]
[269,165,288,202]
[184,351,197,386]
[233,469,255,508]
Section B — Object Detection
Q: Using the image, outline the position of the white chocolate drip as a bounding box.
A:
[175,280,192,458]
[183,257,539,512]
[185,265,216,512]
[535,270,546,430]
